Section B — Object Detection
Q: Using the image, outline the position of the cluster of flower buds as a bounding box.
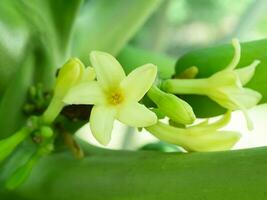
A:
[0,116,54,189]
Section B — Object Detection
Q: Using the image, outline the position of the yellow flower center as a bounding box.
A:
[108,90,124,105]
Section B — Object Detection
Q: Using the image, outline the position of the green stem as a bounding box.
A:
[3,143,267,200]
[42,98,64,125]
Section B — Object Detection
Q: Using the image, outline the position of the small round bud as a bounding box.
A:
[40,126,53,138]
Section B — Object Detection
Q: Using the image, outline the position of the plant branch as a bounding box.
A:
[3,141,267,200]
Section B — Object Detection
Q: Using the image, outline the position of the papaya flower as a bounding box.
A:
[163,39,262,130]
[64,51,158,145]
[146,112,241,152]
[42,58,95,124]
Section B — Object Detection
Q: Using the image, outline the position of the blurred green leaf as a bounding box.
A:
[117,45,175,78]
[2,142,267,200]
[0,0,83,137]
[0,53,34,138]
[175,39,267,117]
[0,0,29,94]
[0,0,83,92]
[72,0,163,63]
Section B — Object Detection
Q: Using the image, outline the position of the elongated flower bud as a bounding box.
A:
[148,86,195,125]
[0,127,31,162]
[5,143,53,190]
[54,58,85,99]
[43,58,96,124]
[146,112,241,152]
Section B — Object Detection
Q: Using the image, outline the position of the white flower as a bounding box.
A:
[64,51,158,145]
[163,39,262,130]
[146,112,241,152]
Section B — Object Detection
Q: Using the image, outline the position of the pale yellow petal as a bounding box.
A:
[90,105,116,145]
[120,64,157,102]
[183,130,241,152]
[90,51,125,89]
[235,60,260,85]
[117,102,157,127]
[81,66,96,82]
[229,88,262,109]
[63,81,105,105]
[146,122,241,152]
[228,88,262,130]
[225,38,241,70]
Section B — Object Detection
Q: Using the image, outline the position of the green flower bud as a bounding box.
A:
[5,142,54,190]
[42,58,96,124]
[40,126,53,138]
[5,152,40,190]
[54,58,85,99]
[0,127,31,162]
[148,86,195,125]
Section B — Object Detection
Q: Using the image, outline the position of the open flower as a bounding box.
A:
[64,51,158,145]
[42,58,95,124]
[163,39,262,130]
[146,112,241,152]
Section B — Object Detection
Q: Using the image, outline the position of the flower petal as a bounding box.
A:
[184,130,241,152]
[235,60,260,85]
[117,102,157,127]
[146,122,241,152]
[63,81,105,105]
[90,105,116,145]
[228,88,262,130]
[81,66,96,82]
[189,111,231,133]
[229,88,262,109]
[120,64,157,102]
[90,51,126,89]
[225,38,241,70]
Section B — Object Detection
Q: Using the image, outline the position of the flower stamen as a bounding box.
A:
[108,90,124,105]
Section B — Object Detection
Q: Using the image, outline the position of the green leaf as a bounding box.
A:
[0,53,34,138]
[175,39,267,117]
[3,142,267,200]
[47,0,83,56]
[0,0,83,92]
[72,0,163,62]
[117,45,175,79]
[0,0,29,94]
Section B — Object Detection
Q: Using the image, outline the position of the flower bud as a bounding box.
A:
[54,58,85,99]
[146,112,241,152]
[0,128,30,162]
[43,58,96,124]
[148,86,195,125]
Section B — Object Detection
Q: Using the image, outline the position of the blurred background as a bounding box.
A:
[78,0,267,151]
